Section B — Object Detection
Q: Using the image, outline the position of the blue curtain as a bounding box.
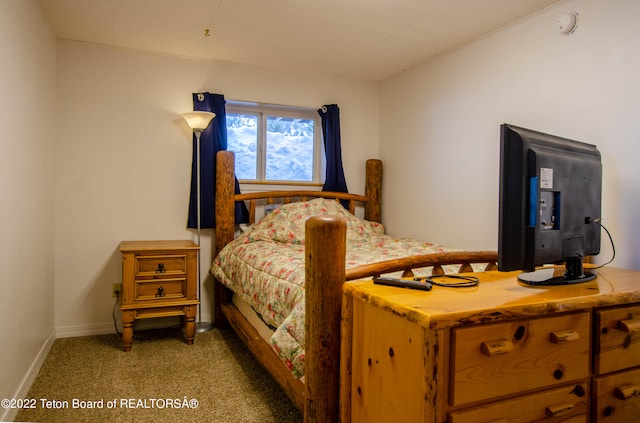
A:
[188,92,248,228]
[318,104,349,202]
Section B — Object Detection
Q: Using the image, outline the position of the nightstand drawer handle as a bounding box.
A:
[156,263,166,273]
[614,384,640,400]
[155,286,165,297]
[480,339,513,356]
[549,329,580,344]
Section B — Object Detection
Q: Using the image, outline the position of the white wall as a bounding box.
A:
[380,0,640,270]
[55,42,380,333]
[0,0,56,413]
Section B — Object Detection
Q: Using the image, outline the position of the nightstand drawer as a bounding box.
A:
[135,305,189,319]
[451,312,591,406]
[135,254,187,276]
[135,278,186,301]
[449,382,589,423]
[593,367,640,422]
[594,304,640,375]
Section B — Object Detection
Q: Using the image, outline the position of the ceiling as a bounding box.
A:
[35,0,567,82]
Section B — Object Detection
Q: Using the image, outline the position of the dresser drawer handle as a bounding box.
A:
[617,318,640,333]
[155,286,165,297]
[156,263,166,273]
[549,329,580,344]
[614,383,640,400]
[480,339,513,356]
[545,402,574,417]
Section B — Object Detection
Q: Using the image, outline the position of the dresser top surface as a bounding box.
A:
[344,267,640,328]
[119,240,199,252]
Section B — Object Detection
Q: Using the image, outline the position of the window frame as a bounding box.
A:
[226,100,325,188]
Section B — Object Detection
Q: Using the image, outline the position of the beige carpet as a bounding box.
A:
[16,327,302,423]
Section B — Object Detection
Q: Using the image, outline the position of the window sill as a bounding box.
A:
[239,181,323,192]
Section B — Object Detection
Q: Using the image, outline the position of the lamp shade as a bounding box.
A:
[182,111,216,131]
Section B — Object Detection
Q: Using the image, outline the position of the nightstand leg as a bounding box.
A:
[184,305,196,345]
[122,311,134,352]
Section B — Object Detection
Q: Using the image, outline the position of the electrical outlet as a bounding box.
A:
[112,283,122,298]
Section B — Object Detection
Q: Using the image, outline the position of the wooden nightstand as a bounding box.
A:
[119,240,200,351]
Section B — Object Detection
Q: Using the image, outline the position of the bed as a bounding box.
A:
[211,150,497,422]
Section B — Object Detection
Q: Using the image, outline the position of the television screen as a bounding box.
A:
[498,124,602,285]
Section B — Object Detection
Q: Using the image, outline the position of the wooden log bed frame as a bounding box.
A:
[213,150,497,422]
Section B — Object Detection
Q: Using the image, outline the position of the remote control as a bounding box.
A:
[373,277,432,291]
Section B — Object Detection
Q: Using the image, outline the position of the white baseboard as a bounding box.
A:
[1,330,55,423]
[54,313,213,338]
[55,322,116,338]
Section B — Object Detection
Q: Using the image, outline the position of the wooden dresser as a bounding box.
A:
[119,240,200,351]
[341,267,640,422]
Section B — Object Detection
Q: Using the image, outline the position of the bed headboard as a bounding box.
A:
[214,150,382,256]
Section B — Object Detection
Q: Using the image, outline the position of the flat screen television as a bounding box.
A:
[498,124,602,285]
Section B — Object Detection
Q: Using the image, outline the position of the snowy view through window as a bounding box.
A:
[227,114,315,181]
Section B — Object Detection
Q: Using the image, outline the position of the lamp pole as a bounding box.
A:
[181,111,216,333]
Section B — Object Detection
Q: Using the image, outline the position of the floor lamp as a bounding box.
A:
[181,111,216,333]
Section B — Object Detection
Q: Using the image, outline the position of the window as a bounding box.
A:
[226,101,324,185]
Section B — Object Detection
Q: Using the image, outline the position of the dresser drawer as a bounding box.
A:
[135,254,187,276]
[449,382,589,423]
[594,304,640,375]
[450,312,591,406]
[135,278,186,301]
[593,367,640,422]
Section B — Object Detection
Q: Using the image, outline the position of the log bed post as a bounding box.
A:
[305,215,346,423]
[364,159,382,223]
[214,151,236,327]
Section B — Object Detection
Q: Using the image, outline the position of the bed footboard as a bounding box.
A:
[304,216,498,422]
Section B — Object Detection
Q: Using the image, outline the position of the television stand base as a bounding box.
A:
[518,266,597,286]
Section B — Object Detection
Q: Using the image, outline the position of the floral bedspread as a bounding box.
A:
[210,198,463,379]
